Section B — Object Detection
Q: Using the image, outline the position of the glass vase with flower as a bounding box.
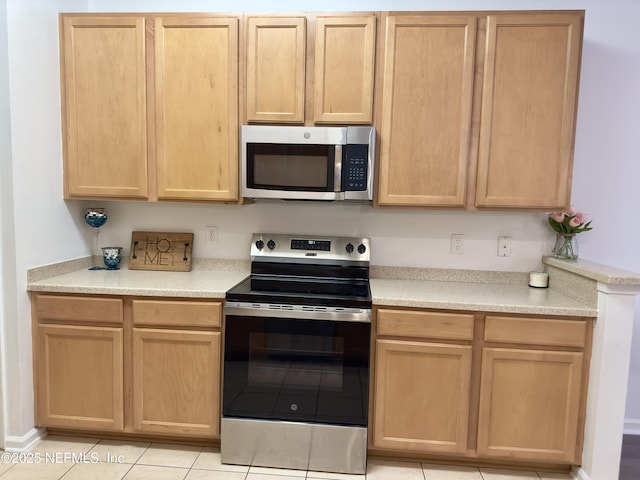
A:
[547,207,592,260]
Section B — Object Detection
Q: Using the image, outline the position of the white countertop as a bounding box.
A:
[370,278,595,316]
[27,257,597,317]
[28,268,249,298]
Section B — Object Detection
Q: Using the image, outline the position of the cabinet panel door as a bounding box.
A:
[373,339,472,454]
[155,17,239,201]
[36,324,124,430]
[475,14,582,208]
[314,16,376,124]
[477,347,583,463]
[246,17,306,123]
[133,328,221,437]
[61,16,148,199]
[377,15,476,206]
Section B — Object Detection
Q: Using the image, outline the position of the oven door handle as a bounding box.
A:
[224,302,371,323]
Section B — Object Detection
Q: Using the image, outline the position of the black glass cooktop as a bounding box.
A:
[226,276,371,309]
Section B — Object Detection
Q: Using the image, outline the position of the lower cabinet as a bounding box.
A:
[36,323,124,431]
[374,339,472,454]
[372,308,592,466]
[131,299,222,437]
[373,309,474,454]
[32,293,222,439]
[476,316,588,463]
[132,328,221,436]
[34,294,125,431]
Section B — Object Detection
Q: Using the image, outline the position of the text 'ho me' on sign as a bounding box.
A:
[128,232,194,272]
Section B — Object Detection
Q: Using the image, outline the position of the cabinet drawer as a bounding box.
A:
[377,309,474,341]
[484,316,586,348]
[36,295,123,325]
[132,299,222,328]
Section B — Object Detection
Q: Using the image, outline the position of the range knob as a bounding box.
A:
[357,243,367,254]
[255,239,265,250]
[345,243,354,254]
[267,239,276,250]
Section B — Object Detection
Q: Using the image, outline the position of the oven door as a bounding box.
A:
[223,304,370,427]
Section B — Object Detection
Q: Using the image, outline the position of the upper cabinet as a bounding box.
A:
[60,10,582,209]
[475,14,582,208]
[376,11,583,209]
[154,17,238,201]
[60,14,239,202]
[245,17,306,123]
[245,14,376,124]
[313,16,376,124]
[377,15,477,207]
[61,17,148,199]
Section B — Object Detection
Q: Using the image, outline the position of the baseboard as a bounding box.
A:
[571,466,591,480]
[3,427,45,452]
[624,418,640,435]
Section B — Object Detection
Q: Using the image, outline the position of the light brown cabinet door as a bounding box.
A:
[61,16,148,199]
[314,16,376,124]
[477,347,584,463]
[155,17,239,201]
[246,17,306,123]
[475,14,582,208]
[132,328,221,437]
[36,324,124,430]
[373,339,472,454]
[377,15,476,206]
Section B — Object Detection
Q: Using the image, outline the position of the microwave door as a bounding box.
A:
[244,143,341,200]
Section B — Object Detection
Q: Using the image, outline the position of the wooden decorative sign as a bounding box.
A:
[128,231,194,272]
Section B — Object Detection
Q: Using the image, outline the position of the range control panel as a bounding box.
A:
[291,239,332,251]
[250,233,370,263]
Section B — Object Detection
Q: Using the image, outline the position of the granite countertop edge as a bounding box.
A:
[372,298,595,317]
[543,256,640,285]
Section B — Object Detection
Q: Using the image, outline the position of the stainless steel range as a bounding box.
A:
[221,233,371,474]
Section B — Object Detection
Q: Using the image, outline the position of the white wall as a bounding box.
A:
[0,0,11,449]
[3,0,640,445]
[95,201,552,272]
[3,0,88,447]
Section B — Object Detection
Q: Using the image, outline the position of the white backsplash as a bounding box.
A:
[90,200,555,273]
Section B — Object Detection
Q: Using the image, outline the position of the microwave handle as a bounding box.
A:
[334,145,342,192]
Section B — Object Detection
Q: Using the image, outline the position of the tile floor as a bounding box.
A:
[0,435,574,480]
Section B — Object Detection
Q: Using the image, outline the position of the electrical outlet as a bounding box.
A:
[450,234,465,255]
[498,236,511,257]
[205,226,218,246]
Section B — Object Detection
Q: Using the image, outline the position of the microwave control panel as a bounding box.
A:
[342,145,369,191]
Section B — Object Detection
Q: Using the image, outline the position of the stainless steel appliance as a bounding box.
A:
[241,125,375,202]
[222,233,371,474]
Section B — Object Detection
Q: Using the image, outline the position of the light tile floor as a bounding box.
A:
[0,435,573,480]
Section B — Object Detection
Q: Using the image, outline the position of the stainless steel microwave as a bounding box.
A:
[241,125,375,201]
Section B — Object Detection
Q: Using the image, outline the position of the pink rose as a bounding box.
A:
[549,212,565,223]
[568,206,577,215]
[569,216,581,228]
